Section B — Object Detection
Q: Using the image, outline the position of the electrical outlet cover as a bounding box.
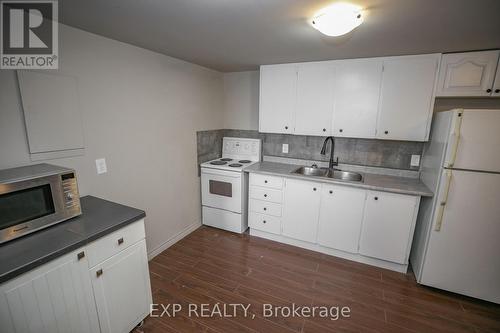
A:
[410,154,420,167]
[95,158,107,174]
[282,144,289,154]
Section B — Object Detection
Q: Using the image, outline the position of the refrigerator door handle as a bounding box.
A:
[435,169,453,231]
[445,111,463,168]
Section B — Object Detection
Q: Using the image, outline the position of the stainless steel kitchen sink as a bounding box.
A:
[292,166,363,182]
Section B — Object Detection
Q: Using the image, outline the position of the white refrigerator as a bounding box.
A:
[411,109,500,304]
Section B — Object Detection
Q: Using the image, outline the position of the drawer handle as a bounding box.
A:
[264,180,268,184]
[263,207,267,211]
[96,269,103,277]
[329,190,333,194]
[313,187,317,191]
[374,196,378,201]
[77,251,85,260]
[118,237,124,245]
[264,194,267,197]
[263,220,267,224]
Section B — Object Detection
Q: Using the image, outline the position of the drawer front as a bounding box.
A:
[87,219,145,268]
[249,199,282,217]
[249,212,281,234]
[249,186,283,203]
[250,173,283,189]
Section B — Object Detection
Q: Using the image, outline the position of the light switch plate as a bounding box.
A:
[410,154,421,167]
[282,144,289,154]
[95,158,107,174]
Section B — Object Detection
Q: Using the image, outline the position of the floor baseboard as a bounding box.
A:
[147,221,201,260]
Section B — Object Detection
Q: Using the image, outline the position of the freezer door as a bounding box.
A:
[445,110,500,172]
[420,169,500,303]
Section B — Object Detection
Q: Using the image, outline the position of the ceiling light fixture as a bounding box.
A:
[311,3,363,37]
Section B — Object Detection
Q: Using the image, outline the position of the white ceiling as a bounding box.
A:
[60,0,500,72]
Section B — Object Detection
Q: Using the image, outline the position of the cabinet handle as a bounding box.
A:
[339,129,343,133]
[495,89,500,93]
[329,190,333,194]
[313,187,317,191]
[263,207,267,211]
[486,89,492,93]
[384,130,389,135]
[264,194,267,197]
[322,128,326,132]
[96,269,103,277]
[285,126,288,130]
[264,180,268,183]
[77,251,85,260]
[263,220,267,224]
[374,196,378,200]
[118,237,124,245]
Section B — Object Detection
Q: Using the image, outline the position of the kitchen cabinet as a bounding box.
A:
[0,248,99,333]
[436,50,500,97]
[332,59,383,138]
[317,185,366,253]
[259,64,297,134]
[282,178,321,243]
[295,62,335,136]
[377,54,440,141]
[91,239,152,333]
[359,191,419,264]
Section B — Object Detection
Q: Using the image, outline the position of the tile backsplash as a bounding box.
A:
[197,129,423,171]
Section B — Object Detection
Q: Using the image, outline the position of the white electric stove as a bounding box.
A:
[200,137,261,233]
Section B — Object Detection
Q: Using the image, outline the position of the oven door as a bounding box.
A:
[201,168,242,213]
[0,174,67,243]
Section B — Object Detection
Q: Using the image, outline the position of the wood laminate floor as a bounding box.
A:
[135,226,500,333]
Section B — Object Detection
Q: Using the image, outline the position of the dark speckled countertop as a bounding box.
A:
[245,162,433,197]
[0,195,145,283]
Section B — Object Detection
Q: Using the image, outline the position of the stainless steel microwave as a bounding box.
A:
[0,164,81,244]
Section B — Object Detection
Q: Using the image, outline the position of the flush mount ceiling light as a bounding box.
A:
[311,3,363,37]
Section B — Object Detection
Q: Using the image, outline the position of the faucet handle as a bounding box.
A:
[311,164,318,168]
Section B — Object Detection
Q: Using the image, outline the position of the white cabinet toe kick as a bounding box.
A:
[248,174,421,273]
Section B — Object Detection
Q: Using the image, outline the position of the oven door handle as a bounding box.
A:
[201,168,242,178]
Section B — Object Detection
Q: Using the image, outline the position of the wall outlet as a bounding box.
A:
[410,154,421,167]
[95,158,107,174]
[282,143,289,154]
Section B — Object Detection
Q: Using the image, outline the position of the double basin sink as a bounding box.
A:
[292,166,363,182]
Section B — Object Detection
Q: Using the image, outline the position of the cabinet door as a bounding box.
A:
[317,185,366,253]
[377,54,440,141]
[359,192,419,264]
[295,62,335,136]
[436,50,500,97]
[91,239,152,333]
[282,179,321,243]
[259,64,296,134]
[333,59,383,138]
[0,248,99,333]
[492,57,500,97]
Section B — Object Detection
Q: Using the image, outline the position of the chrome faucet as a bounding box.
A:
[321,136,338,169]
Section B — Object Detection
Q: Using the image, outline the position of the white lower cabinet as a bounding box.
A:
[0,219,152,333]
[317,185,367,253]
[359,191,420,264]
[249,174,422,272]
[0,248,99,333]
[282,178,322,243]
[91,239,152,333]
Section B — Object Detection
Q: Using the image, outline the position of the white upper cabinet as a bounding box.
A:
[359,191,419,264]
[436,50,500,97]
[332,58,383,138]
[317,185,366,253]
[295,62,335,136]
[377,54,440,141]
[282,178,321,243]
[259,64,297,134]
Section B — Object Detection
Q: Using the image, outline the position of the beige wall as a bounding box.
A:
[223,71,259,130]
[0,24,224,255]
